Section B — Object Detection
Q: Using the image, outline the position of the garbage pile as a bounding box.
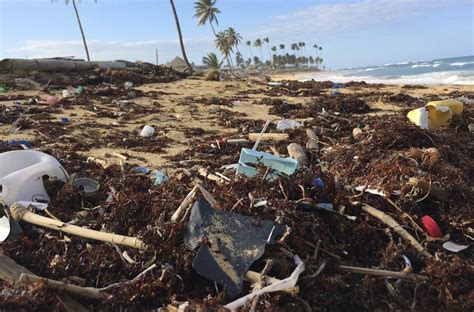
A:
[0,77,473,311]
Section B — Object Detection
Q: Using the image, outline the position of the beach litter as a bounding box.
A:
[276,119,302,131]
[184,198,285,298]
[0,67,472,311]
[407,99,463,129]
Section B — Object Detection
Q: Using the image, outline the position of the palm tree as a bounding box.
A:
[170,0,194,73]
[226,27,242,53]
[246,40,254,60]
[235,51,244,68]
[57,0,94,61]
[279,44,285,55]
[215,31,234,70]
[263,37,271,64]
[254,39,264,64]
[271,46,277,67]
[202,52,222,69]
[193,0,220,35]
[319,46,323,57]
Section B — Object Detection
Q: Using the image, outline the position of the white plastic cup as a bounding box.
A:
[140,125,155,137]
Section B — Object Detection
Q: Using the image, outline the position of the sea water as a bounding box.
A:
[299,55,474,85]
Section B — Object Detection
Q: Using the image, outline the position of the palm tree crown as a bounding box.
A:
[193,0,220,34]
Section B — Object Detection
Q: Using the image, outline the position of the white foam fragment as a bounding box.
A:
[442,241,469,253]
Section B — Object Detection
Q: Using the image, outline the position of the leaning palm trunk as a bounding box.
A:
[169,0,194,74]
[71,0,90,61]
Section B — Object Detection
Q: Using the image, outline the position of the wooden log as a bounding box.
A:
[19,273,107,300]
[287,143,308,165]
[10,204,145,250]
[0,253,88,312]
[248,133,289,142]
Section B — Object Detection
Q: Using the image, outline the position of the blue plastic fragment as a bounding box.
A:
[60,117,70,124]
[151,169,168,186]
[134,167,149,174]
[7,140,32,148]
[237,148,300,181]
[316,203,333,211]
[313,177,325,190]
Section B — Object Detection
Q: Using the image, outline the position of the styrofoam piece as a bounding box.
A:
[442,241,469,253]
[140,125,155,137]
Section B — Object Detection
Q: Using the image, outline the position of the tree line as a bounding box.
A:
[54,0,324,72]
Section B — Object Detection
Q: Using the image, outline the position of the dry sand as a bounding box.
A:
[1,76,472,168]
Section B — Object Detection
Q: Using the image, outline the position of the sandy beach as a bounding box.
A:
[1,68,473,310]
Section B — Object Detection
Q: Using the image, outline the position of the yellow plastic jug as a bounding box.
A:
[407,99,463,130]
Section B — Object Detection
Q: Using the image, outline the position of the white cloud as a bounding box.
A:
[249,0,471,40]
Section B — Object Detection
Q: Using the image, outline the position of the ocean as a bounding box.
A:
[300,56,474,85]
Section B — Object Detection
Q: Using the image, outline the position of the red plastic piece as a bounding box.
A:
[421,215,443,238]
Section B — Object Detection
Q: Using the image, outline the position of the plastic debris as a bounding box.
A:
[124,81,133,90]
[0,208,10,242]
[267,82,284,86]
[355,186,401,197]
[442,241,469,253]
[276,119,302,131]
[62,89,71,98]
[46,95,59,105]
[16,201,48,211]
[316,203,334,211]
[313,177,325,190]
[60,117,70,124]
[184,199,285,298]
[225,255,305,310]
[0,85,9,93]
[237,148,300,181]
[71,176,100,197]
[421,215,443,238]
[75,85,84,95]
[150,169,168,186]
[134,167,149,174]
[0,150,68,206]
[5,140,32,149]
[140,125,155,137]
[407,99,463,129]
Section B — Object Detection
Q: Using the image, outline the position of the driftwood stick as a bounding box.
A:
[248,133,289,142]
[250,260,274,312]
[361,204,432,258]
[171,185,199,222]
[244,271,299,296]
[99,264,158,292]
[19,273,107,300]
[339,265,428,282]
[10,204,145,250]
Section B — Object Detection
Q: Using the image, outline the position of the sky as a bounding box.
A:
[0,0,473,69]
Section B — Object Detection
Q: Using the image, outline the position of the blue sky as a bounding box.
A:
[0,0,473,68]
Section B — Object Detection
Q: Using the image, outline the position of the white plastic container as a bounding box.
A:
[140,125,155,137]
[0,150,68,206]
